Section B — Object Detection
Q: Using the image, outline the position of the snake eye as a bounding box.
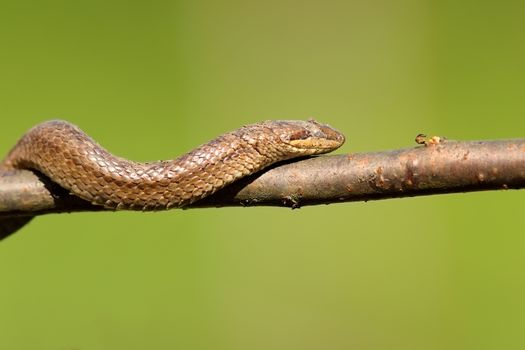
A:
[288,130,310,141]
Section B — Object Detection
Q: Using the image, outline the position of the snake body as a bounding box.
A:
[1,120,344,210]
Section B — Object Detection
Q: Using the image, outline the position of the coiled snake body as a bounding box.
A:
[1,120,344,211]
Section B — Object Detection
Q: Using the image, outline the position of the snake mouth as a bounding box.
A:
[287,119,345,150]
[289,138,344,150]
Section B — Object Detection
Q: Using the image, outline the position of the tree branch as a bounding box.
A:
[1,139,525,219]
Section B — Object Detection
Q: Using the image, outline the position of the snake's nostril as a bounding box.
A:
[315,123,345,144]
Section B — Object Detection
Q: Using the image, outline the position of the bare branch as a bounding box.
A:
[1,139,524,219]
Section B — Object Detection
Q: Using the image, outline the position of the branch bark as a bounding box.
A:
[1,139,525,219]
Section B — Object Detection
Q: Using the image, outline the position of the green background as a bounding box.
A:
[1,0,525,349]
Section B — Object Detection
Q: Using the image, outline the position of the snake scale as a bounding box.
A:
[1,120,345,211]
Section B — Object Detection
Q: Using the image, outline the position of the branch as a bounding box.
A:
[1,139,525,219]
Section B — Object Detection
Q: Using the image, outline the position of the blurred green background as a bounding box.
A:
[1,0,525,349]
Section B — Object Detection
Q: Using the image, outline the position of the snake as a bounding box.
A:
[1,120,345,211]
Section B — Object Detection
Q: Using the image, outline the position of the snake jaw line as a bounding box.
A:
[288,138,345,151]
[275,119,345,154]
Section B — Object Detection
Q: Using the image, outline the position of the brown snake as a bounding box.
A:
[0,120,345,211]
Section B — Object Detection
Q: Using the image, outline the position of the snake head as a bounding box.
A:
[271,119,345,156]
